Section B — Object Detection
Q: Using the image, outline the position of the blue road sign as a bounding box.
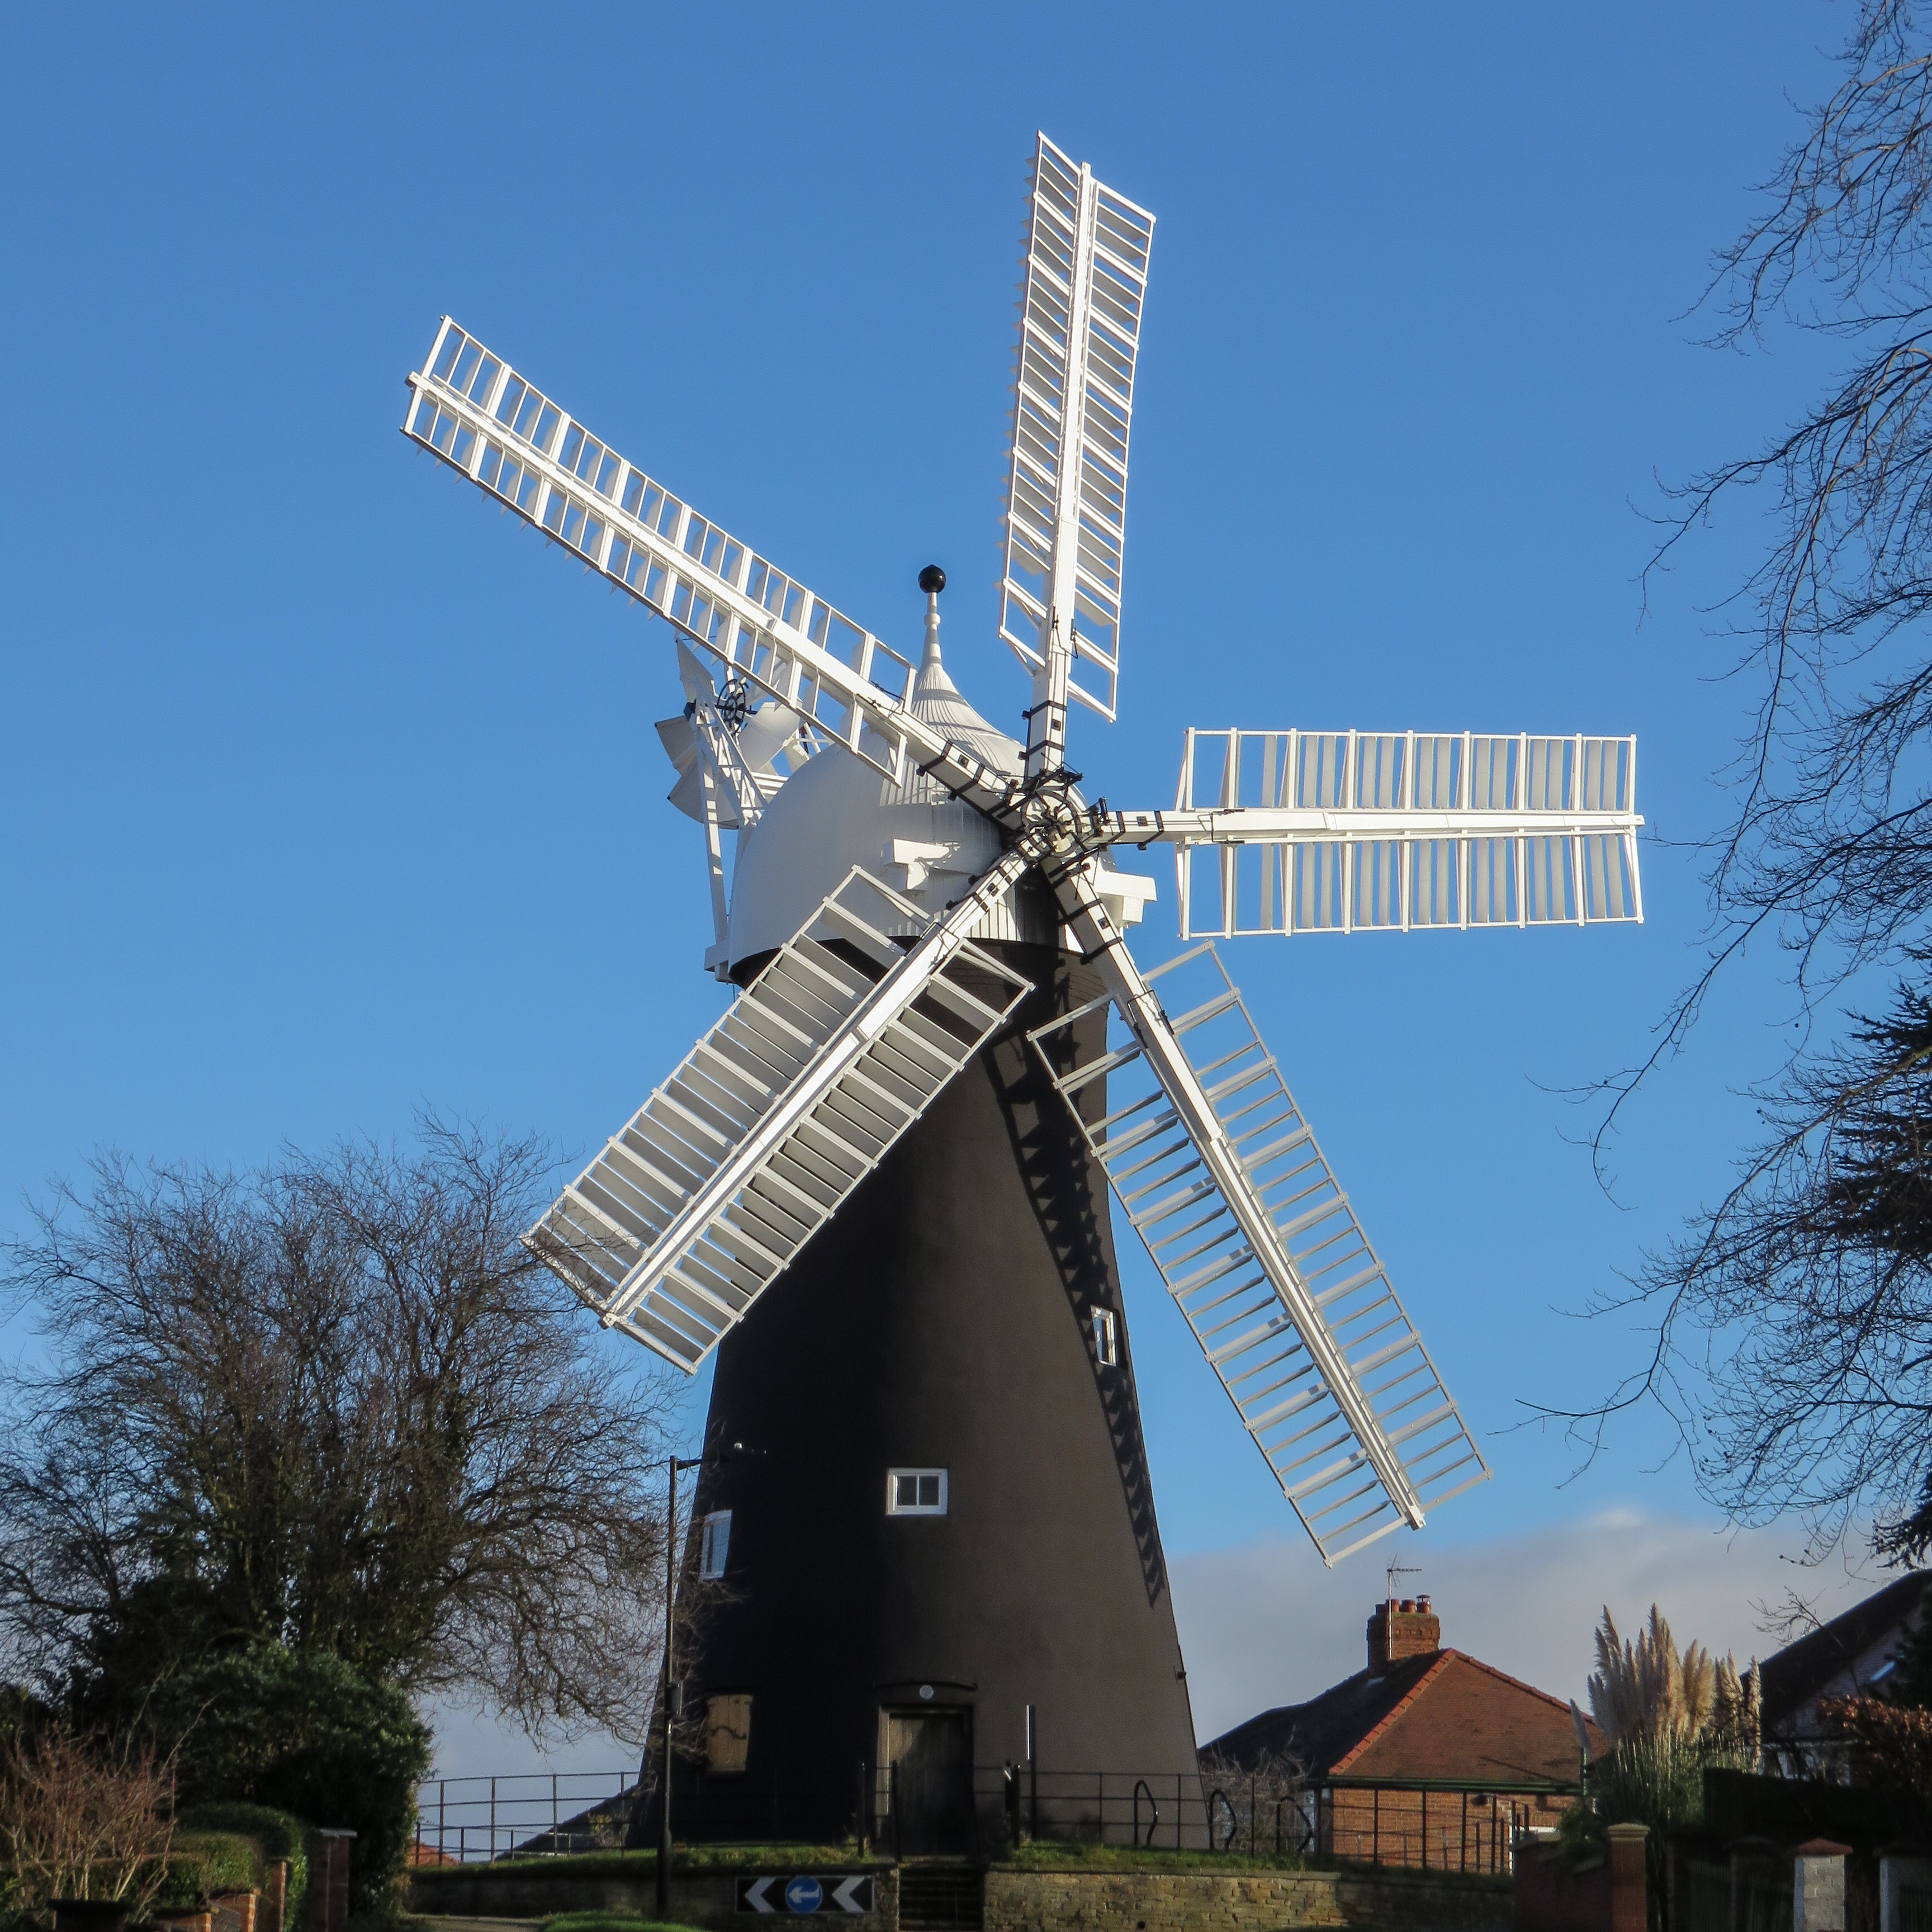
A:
[736,1875,873,1916]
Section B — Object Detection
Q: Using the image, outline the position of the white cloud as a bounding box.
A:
[420,1511,1904,1776]
[1171,1511,1900,1745]
[420,1699,638,1783]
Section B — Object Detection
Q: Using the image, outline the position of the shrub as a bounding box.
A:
[1821,1696,1932,1790]
[153,1829,266,1911]
[1583,1605,1761,1932]
[176,1802,318,1932]
[154,1647,429,1921]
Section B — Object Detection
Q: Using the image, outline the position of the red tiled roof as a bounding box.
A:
[1208,1649,1602,1789]
[1336,1651,1597,1785]
[1329,1651,1455,1773]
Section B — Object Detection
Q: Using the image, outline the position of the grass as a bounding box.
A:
[992,1838,1510,1886]
[993,1838,1310,1874]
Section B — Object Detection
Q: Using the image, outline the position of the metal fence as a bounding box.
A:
[976,1764,1221,1853]
[416,1763,1551,1872]
[944,1764,1311,1856]
[413,1770,639,1864]
[1317,1784,1541,1874]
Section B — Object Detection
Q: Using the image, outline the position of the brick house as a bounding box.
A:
[1204,1595,1600,1871]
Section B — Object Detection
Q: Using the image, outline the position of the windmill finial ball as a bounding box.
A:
[918,563,946,595]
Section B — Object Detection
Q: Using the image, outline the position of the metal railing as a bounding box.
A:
[849,1764,1299,1855]
[413,1770,640,1863]
[414,1763,1559,1871]
[1318,1783,1557,1874]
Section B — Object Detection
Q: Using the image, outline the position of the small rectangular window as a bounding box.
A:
[887,1469,947,1516]
[1092,1307,1117,1367]
[699,1509,731,1579]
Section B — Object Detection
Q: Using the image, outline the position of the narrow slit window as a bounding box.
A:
[886,1469,947,1516]
[1092,1306,1117,1367]
[699,1509,731,1580]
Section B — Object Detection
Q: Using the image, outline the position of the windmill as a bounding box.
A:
[400,134,1642,1854]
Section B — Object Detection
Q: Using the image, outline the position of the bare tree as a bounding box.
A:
[0,1121,676,1741]
[1633,1,1932,1055]
[1590,982,1932,1548]
[1573,3,1932,1551]
[1195,1745,1312,1858]
[0,1725,178,1921]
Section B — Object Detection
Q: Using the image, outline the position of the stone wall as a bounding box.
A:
[984,1866,1510,1932]
[408,1865,896,1931]
[410,1858,1507,1932]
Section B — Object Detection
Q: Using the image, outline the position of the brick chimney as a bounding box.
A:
[1367,1593,1441,1671]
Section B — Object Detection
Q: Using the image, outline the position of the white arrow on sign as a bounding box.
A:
[832,1878,869,1915]
[744,1879,779,1914]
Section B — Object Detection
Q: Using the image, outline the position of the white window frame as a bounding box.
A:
[1092,1306,1117,1367]
[699,1509,732,1579]
[886,1467,948,1516]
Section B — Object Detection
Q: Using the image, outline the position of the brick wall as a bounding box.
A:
[1514,1825,1648,1932]
[315,1831,354,1932]
[258,1863,287,1932]
[209,1891,257,1932]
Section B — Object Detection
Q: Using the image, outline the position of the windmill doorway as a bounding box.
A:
[885,1707,974,1855]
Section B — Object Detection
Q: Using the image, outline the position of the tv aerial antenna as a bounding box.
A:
[397,132,1644,1566]
[1385,1561,1420,1612]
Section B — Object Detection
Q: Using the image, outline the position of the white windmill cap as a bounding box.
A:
[724,571,1044,972]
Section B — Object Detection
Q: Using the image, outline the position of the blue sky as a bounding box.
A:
[1,4,1892,1762]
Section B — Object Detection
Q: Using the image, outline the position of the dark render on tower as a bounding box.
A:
[638,945,1201,1850]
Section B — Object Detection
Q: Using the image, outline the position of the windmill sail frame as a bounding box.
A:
[1000,134,1153,758]
[1171,727,1644,937]
[408,131,1641,1569]
[527,860,1030,1372]
[1029,934,1488,1565]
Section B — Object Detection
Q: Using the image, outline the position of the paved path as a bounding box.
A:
[415,1917,544,1932]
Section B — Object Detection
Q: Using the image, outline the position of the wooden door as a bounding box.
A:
[886,1708,973,1856]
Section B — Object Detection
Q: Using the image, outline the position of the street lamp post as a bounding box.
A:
[656,1443,759,1921]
